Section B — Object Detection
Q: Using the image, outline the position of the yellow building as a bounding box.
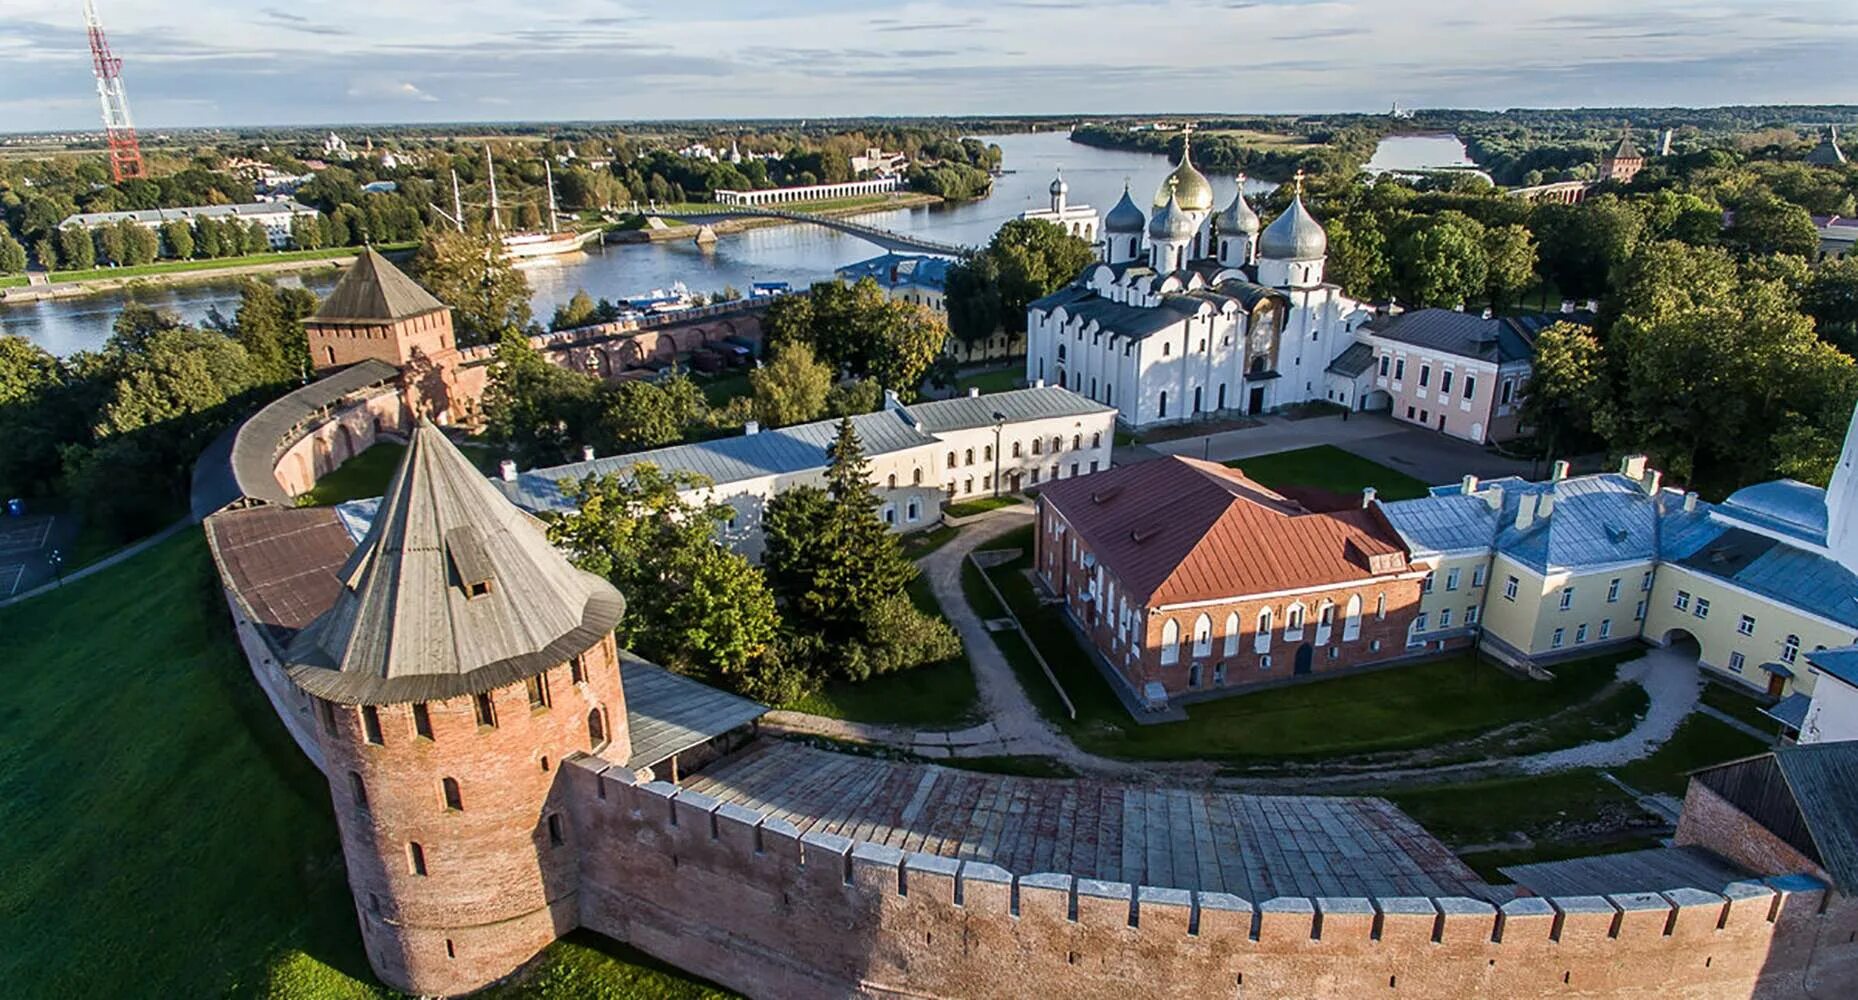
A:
[1380,439,1858,737]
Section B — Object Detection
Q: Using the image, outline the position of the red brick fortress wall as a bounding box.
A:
[567,758,1854,1000]
[315,637,625,996]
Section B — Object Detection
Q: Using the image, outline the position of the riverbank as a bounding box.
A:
[0,243,419,304]
[609,191,944,244]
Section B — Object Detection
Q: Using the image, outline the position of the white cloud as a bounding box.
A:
[345,77,440,103]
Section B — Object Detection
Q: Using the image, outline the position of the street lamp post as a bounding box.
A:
[991,411,1006,498]
[48,548,63,588]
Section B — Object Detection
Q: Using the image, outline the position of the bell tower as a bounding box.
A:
[305,248,457,373]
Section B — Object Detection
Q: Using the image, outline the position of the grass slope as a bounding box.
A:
[781,573,980,727]
[0,532,743,998]
[49,243,416,284]
[302,443,406,506]
[1228,444,1432,501]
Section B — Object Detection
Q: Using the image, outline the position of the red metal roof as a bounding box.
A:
[1040,456,1410,606]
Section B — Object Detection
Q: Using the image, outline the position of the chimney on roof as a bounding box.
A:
[1461,474,1479,495]
[1515,492,1538,531]
[499,459,517,483]
[1537,491,1556,520]
[1482,484,1504,511]
[1481,307,1494,320]
[1551,459,1570,482]
[1642,469,1663,495]
[882,389,904,412]
[1361,486,1377,509]
[581,444,595,463]
[1560,299,1575,314]
[1620,454,1648,480]
[1584,299,1598,312]
[744,420,760,435]
[1683,491,1699,513]
[1034,378,1046,389]
[968,387,981,398]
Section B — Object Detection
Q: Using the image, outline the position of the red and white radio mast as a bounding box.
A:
[83,0,146,183]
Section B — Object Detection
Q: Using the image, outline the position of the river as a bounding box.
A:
[5,132,1457,356]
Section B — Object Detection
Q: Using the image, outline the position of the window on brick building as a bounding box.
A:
[1343,595,1362,641]
[1223,612,1241,655]
[589,708,607,749]
[413,702,433,740]
[474,692,497,728]
[408,842,428,876]
[319,699,338,736]
[442,777,463,811]
[1254,608,1274,654]
[1192,614,1213,657]
[1160,619,1181,665]
[527,673,550,709]
[570,654,585,684]
[349,771,368,811]
[361,706,383,746]
[548,814,565,847]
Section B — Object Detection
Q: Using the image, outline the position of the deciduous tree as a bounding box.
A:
[750,341,833,428]
[411,229,532,345]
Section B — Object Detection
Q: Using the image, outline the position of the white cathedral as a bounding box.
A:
[1025,133,1375,429]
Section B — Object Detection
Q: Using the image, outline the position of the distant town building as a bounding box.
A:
[494,385,1116,560]
[1018,169,1099,242]
[1601,127,1645,182]
[837,252,1024,363]
[1036,456,1422,705]
[1812,215,1858,260]
[322,131,352,160]
[59,200,319,249]
[712,176,899,206]
[850,146,907,176]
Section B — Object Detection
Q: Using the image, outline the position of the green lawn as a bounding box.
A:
[1228,444,1432,501]
[943,495,1022,518]
[48,243,416,284]
[1700,681,1782,733]
[901,524,959,559]
[301,443,406,506]
[1612,714,1770,797]
[0,530,751,999]
[1386,770,1663,879]
[779,573,980,727]
[693,371,752,408]
[952,367,1022,396]
[1,274,27,289]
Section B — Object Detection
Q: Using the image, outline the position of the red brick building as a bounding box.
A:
[1035,456,1426,704]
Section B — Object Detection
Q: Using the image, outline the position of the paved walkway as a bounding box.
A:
[1516,647,1700,772]
[0,517,189,610]
[1147,413,1537,484]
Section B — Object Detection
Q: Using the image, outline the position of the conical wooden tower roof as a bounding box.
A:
[286,422,624,704]
[309,248,448,326]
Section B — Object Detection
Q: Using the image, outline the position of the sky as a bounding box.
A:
[2,0,1855,131]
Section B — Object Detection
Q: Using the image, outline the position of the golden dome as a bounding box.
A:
[1153,133,1214,213]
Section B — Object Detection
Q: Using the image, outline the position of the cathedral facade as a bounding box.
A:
[1025,136,1375,429]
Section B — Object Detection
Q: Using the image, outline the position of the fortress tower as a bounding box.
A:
[283,422,628,995]
[305,248,457,373]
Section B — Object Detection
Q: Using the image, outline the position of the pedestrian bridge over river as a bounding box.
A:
[649,205,974,258]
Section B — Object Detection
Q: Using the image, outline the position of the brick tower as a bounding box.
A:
[283,421,629,994]
[305,248,457,372]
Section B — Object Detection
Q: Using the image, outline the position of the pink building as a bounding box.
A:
[1358,309,1545,445]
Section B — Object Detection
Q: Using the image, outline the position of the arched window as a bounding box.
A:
[1159,392,1169,418]
[906,499,921,522]
[1223,611,1241,655]
[1072,434,1082,451]
[1092,432,1101,448]
[913,468,923,485]
[887,473,897,489]
[1285,603,1305,635]
[349,771,368,810]
[1032,438,1043,455]
[1052,436,1063,452]
[588,708,607,748]
[442,777,463,811]
[1192,613,1213,657]
[1160,619,1181,665]
[965,448,974,465]
[1375,593,1387,619]
[881,504,896,525]
[963,477,973,495]
[1013,441,1024,458]
[1254,608,1274,653]
[1343,594,1363,641]
[408,841,428,876]
[947,451,957,469]
[1782,634,1800,664]
[984,444,993,461]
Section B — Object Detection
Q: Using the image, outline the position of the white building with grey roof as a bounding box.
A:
[493,386,1116,560]
[59,200,319,249]
[1027,159,1376,429]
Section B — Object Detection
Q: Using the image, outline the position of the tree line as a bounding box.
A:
[0,282,315,539]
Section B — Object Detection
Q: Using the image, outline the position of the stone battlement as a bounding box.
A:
[566,756,1855,999]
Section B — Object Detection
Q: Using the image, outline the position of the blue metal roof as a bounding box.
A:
[1379,493,1499,555]
[495,408,938,513]
[1806,646,1858,689]
[1718,479,1829,547]
[1496,474,1663,572]
[1365,308,1547,365]
[1676,526,1858,631]
[837,253,952,292]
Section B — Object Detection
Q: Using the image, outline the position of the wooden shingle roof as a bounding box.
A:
[308,248,447,326]
[285,421,624,705]
[1039,456,1411,607]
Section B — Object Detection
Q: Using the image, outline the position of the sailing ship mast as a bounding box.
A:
[544,158,559,235]
[484,145,501,233]
[450,170,465,232]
